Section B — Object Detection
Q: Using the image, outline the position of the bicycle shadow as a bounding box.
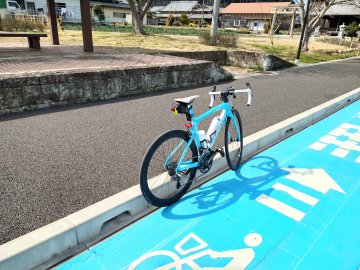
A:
[162,156,290,220]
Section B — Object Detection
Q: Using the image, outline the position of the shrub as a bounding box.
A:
[93,5,105,22]
[264,23,270,34]
[0,18,45,32]
[166,15,175,26]
[199,20,209,28]
[199,31,213,45]
[178,13,190,26]
[217,34,238,47]
[35,21,45,32]
[199,32,238,47]
[346,21,360,40]
[239,28,250,34]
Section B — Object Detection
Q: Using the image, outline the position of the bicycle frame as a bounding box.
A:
[171,101,240,173]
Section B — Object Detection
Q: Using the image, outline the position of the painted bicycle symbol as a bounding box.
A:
[129,232,262,270]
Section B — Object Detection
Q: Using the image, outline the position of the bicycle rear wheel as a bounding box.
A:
[140,130,198,207]
[224,109,243,171]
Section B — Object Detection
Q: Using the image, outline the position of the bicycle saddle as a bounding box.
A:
[175,95,199,105]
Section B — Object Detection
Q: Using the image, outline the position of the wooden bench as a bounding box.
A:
[0,32,47,49]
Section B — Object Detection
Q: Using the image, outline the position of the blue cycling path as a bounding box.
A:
[57,100,360,270]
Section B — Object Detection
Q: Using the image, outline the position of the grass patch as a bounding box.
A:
[46,29,358,64]
[300,50,359,64]
[251,43,297,61]
[319,37,359,48]
[249,42,358,64]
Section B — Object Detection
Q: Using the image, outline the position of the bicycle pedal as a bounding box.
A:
[216,148,225,157]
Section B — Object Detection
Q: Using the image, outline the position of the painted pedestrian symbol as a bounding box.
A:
[129,232,262,269]
[256,168,345,221]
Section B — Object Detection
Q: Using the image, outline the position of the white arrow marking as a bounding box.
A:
[282,168,345,194]
[272,183,319,206]
[256,194,305,221]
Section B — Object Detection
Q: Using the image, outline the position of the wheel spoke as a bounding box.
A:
[140,130,197,206]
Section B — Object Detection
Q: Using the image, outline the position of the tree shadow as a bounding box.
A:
[162,156,290,220]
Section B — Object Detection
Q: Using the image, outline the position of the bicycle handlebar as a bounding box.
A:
[208,83,252,108]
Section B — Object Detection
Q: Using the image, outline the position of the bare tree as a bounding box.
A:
[128,0,154,35]
[210,0,221,44]
[294,0,356,51]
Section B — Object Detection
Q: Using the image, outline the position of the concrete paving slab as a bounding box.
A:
[0,46,198,76]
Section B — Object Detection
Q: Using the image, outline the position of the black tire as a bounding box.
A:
[140,130,198,207]
[224,109,243,171]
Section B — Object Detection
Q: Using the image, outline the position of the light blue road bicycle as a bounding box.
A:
[140,83,252,207]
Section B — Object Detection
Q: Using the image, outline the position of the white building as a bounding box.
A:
[2,0,142,25]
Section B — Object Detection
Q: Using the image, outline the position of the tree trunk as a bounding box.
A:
[128,0,154,36]
[271,8,278,35]
[210,0,220,45]
[133,12,144,35]
[301,31,310,51]
[302,23,317,51]
[289,8,296,37]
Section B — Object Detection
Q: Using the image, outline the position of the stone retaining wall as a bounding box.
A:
[166,50,294,71]
[0,61,229,116]
[165,51,228,64]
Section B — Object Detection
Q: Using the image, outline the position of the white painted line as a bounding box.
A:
[309,142,327,151]
[0,87,359,270]
[256,194,305,221]
[331,148,349,158]
[272,183,319,206]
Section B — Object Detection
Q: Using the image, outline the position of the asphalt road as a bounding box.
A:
[0,58,359,245]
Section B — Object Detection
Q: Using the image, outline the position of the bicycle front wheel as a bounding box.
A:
[140,130,198,207]
[224,109,243,171]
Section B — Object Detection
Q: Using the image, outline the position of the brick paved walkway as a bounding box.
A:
[0,45,196,75]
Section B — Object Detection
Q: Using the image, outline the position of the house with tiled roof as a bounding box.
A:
[152,1,213,25]
[220,1,291,31]
[320,0,360,33]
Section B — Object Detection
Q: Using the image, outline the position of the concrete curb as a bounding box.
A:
[0,87,359,270]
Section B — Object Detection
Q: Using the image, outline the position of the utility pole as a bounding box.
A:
[202,0,204,24]
[295,0,311,64]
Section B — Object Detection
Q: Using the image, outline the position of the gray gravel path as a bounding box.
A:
[0,57,359,245]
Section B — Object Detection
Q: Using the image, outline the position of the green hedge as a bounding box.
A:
[64,24,236,36]
[0,18,46,32]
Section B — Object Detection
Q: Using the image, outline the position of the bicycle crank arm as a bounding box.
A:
[208,148,225,163]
